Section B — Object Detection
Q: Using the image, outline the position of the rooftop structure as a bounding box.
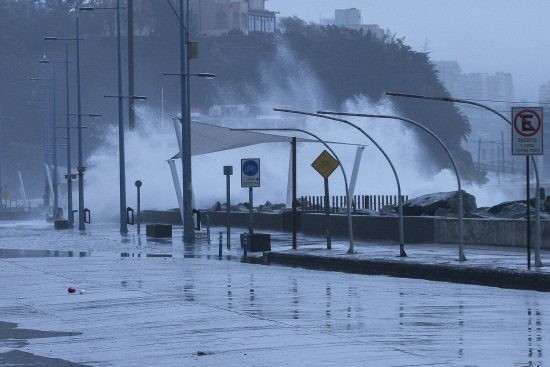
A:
[191,0,277,36]
[324,8,385,39]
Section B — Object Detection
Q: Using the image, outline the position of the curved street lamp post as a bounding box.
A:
[386,91,542,267]
[275,109,407,257]
[321,111,467,262]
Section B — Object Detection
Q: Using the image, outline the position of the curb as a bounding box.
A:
[265,252,550,292]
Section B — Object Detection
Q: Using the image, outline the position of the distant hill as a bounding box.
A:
[0,2,479,196]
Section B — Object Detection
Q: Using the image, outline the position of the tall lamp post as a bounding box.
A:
[180,0,193,244]
[386,91,543,267]
[37,55,60,221]
[63,113,101,226]
[164,0,210,243]
[319,111,466,261]
[45,9,86,229]
[164,72,214,236]
[80,2,146,234]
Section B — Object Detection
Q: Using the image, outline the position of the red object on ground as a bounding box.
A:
[68,287,76,294]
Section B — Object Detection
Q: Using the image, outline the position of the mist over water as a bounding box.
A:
[83,44,517,221]
[84,99,517,222]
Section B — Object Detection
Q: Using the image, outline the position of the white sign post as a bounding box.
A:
[511,107,544,269]
[512,107,543,156]
[241,158,260,234]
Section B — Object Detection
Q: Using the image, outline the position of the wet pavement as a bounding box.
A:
[0,220,549,366]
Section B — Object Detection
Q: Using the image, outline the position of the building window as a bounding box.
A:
[247,14,275,33]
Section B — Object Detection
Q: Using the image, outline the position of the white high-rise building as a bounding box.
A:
[325,8,385,39]
[540,81,550,104]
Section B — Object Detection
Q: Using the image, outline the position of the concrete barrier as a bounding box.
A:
[266,252,550,292]
[171,210,550,249]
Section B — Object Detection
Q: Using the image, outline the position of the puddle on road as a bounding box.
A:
[0,350,93,367]
[0,249,90,259]
[0,321,80,349]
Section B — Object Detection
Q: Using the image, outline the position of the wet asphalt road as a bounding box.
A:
[0,221,549,366]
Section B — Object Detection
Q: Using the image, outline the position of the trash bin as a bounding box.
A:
[240,233,271,252]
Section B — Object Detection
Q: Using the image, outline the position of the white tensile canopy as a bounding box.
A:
[171,121,311,158]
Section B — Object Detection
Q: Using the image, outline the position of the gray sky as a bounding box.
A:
[269,0,550,101]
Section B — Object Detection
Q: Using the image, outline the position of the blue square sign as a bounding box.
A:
[241,158,260,188]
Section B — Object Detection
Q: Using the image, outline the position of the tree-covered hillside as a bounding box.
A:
[0,1,478,197]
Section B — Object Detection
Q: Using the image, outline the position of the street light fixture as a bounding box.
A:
[82,1,143,234]
[386,91,543,267]
[162,69,215,243]
[274,108,408,257]
[36,56,61,222]
[320,110,467,262]
[45,19,87,230]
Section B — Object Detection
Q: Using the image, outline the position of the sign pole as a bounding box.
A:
[324,176,331,249]
[223,166,233,249]
[241,158,260,235]
[248,187,254,234]
[311,150,340,251]
[526,156,531,269]
[292,137,297,250]
[511,107,543,269]
[135,180,142,235]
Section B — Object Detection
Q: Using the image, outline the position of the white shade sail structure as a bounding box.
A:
[171,120,313,158]
[169,120,365,224]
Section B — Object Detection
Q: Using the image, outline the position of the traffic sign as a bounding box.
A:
[241,158,260,187]
[512,107,544,155]
[312,150,339,178]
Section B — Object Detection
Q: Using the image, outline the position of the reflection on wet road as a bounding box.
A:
[0,223,548,366]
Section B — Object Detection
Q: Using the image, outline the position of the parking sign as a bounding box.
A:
[512,107,544,155]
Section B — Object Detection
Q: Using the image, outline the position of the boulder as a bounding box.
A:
[401,190,477,216]
[257,205,273,213]
[488,201,537,219]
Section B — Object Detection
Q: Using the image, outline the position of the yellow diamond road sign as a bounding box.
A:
[312,150,339,178]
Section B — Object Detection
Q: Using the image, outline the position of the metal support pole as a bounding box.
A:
[51,63,59,220]
[116,0,128,234]
[291,137,297,250]
[65,42,73,226]
[76,11,85,231]
[219,232,223,259]
[324,177,331,250]
[180,0,194,244]
[224,165,232,249]
[527,156,531,269]
[248,187,254,234]
[127,0,135,130]
[135,180,142,234]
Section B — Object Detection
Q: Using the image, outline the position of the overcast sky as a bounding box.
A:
[269,0,550,101]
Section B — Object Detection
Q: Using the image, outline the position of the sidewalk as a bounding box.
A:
[258,231,550,291]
